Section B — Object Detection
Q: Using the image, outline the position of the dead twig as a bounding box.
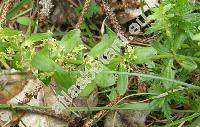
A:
[0,104,82,126]
[23,108,82,125]
[83,95,124,127]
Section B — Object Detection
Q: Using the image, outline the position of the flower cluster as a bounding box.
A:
[39,0,54,17]
[52,33,130,114]
[124,46,137,62]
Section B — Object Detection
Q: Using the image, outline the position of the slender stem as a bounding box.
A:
[151,54,173,60]
[0,103,196,113]
[151,54,200,63]
[0,60,10,69]
[100,71,200,90]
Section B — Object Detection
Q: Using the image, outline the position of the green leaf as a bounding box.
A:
[117,64,128,95]
[95,73,116,88]
[172,33,187,51]
[88,28,117,58]
[132,47,157,64]
[79,82,97,96]
[0,42,9,52]
[17,16,34,26]
[107,57,122,70]
[31,52,76,90]
[108,89,118,101]
[191,116,200,127]
[151,40,169,54]
[31,53,61,72]
[54,70,75,92]
[86,1,100,19]
[0,28,22,36]
[6,0,31,20]
[162,101,172,119]
[177,55,197,71]
[193,33,200,41]
[119,103,150,110]
[38,45,50,57]
[59,29,81,53]
[94,66,116,88]
[25,32,53,44]
[164,113,200,127]
[162,59,175,89]
[186,13,200,26]
[163,4,173,12]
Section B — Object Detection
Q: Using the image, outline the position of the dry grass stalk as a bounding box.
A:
[100,0,125,36]
[75,0,92,29]
[100,0,154,46]
[111,0,140,11]
[0,0,13,24]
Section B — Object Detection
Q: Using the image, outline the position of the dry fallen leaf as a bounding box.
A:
[104,110,149,127]
[0,73,28,103]
[18,86,69,127]
[0,70,99,127]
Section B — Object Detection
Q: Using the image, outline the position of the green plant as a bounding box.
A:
[1,0,200,126]
[144,0,200,123]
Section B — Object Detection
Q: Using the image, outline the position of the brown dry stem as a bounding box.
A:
[0,0,13,24]
[75,0,92,29]
[100,0,124,36]
[83,95,124,127]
